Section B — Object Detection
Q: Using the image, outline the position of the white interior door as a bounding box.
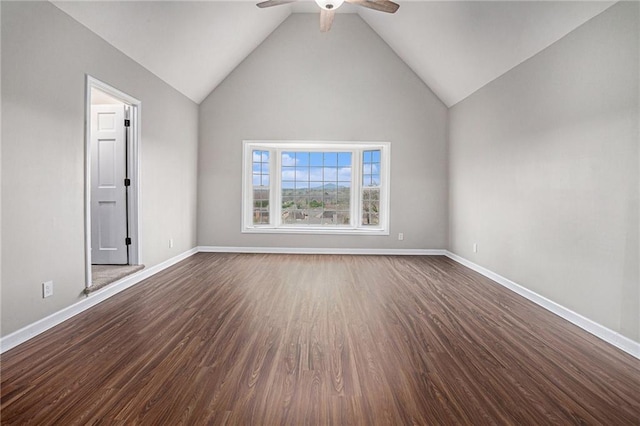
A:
[91,104,128,264]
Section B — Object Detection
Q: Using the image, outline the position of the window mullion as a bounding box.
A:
[244,143,251,229]
[380,145,388,230]
[272,148,281,228]
[352,149,362,228]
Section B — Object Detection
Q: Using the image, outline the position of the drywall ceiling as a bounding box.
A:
[52,1,291,104]
[358,1,615,106]
[52,1,615,106]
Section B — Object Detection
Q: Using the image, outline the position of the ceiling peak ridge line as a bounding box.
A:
[257,0,398,32]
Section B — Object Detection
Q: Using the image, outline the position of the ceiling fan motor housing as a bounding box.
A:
[315,0,344,10]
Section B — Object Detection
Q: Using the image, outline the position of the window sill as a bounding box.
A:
[242,227,389,236]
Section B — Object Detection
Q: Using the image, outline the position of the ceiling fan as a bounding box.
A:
[257,0,399,32]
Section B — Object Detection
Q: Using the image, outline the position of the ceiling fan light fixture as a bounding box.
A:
[315,0,344,11]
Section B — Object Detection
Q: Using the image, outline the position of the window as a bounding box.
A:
[243,141,390,235]
[252,150,270,225]
[362,150,381,226]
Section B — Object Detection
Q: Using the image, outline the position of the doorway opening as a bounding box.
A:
[85,76,141,291]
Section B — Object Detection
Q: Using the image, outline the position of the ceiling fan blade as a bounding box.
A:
[346,0,399,14]
[256,0,297,8]
[320,9,335,32]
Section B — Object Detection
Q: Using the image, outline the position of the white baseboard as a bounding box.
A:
[0,247,198,354]
[445,251,640,360]
[197,246,446,256]
[4,246,638,361]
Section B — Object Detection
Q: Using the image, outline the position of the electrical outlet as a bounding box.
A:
[398,233,404,241]
[169,238,174,248]
[42,281,53,298]
[473,243,478,253]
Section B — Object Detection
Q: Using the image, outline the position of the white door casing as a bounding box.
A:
[90,104,128,264]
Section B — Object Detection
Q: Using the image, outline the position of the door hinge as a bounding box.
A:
[124,119,131,127]
[124,178,131,187]
[125,237,132,245]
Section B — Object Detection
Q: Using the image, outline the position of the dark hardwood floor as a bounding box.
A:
[1,253,639,424]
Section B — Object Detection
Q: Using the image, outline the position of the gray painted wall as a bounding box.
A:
[449,2,639,341]
[198,14,448,250]
[1,2,199,336]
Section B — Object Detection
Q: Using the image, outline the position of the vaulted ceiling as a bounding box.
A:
[52,1,614,106]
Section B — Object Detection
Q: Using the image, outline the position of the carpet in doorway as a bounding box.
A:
[86,264,145,294]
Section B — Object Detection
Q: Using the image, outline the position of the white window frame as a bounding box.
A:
[242,140,390,235]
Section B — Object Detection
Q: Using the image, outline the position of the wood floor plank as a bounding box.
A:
[1,253,639,424]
